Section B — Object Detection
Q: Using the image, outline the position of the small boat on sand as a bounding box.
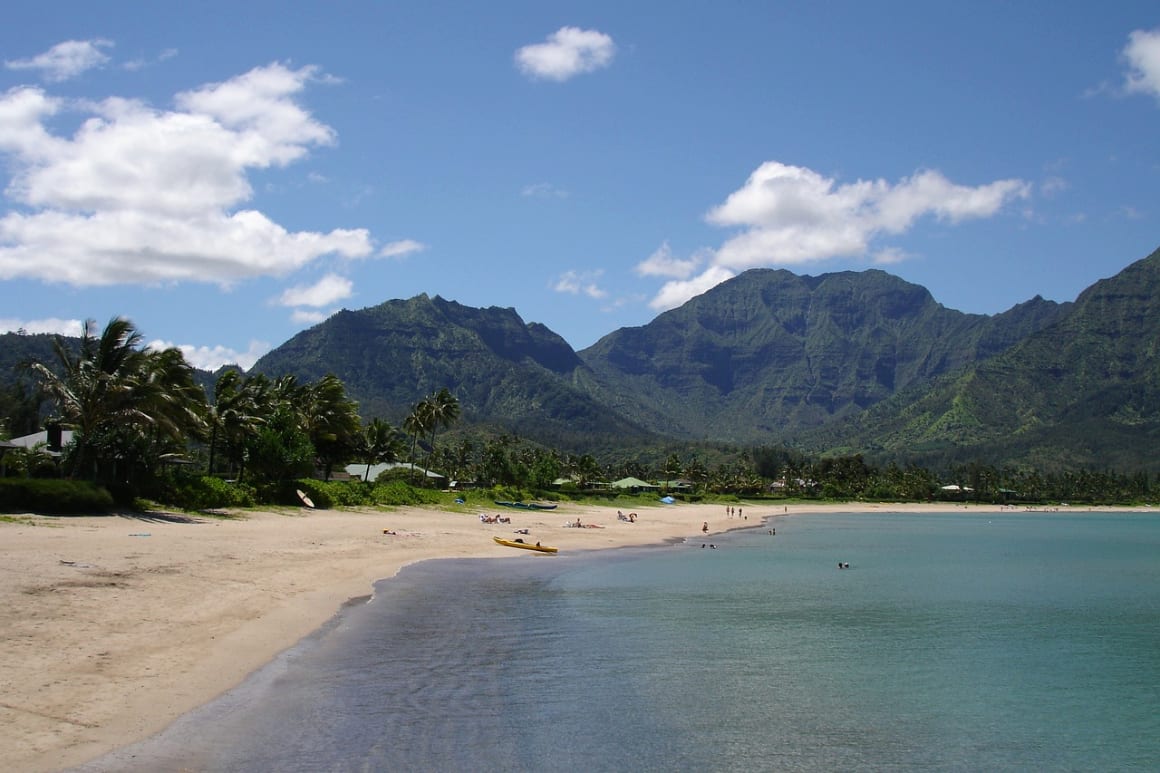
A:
[493,536,558,554]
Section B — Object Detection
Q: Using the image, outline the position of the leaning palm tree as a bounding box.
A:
[207,369,240,476]
[232,373,274,481]
[128,345,209,482]
[28,318,150,481]
[358,417,404,482]
[301,374,361,481]
[27,317,209,486]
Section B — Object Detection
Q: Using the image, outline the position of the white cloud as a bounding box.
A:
[634,242,701,279]
[278,273,352,307]
[642,161,1029,311]
[5,39,113,82]
[0,317,84,336]
[516,27,615,81]
[649,266,736,311]
[1123,28,1160,100]
[0,62,375,287]
[871,247,910,265]
[552,269,607,299]
[148,338,270,371]
[291,308,332,325]
[378,238,426,258]
[705,162,1029,271]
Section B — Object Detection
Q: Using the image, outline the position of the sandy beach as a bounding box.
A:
[0,499,1088,771]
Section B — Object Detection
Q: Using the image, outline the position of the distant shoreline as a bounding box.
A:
[1,501,1151,772]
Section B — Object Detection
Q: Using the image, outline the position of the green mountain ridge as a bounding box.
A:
[249,294,656,452]
[576,268,1069,441]
[798,247,1160,469]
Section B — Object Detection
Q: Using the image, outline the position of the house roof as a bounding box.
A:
[344,462,446,481]
[610,476,658,489]
[2,429,74,454]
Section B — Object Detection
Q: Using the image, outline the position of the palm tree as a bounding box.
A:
[126,345,209,484]
[403,399,434,483]
[575,453,601,489]
[301,374,361,480]
[422,387,460,474]
[210,371,270,481]
[27,318,143,481]
[207,369,239,476]
[28,318,137,479]
[26,317,209,489]
[358,417,404,482]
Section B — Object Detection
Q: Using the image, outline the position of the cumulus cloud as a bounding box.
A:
[290,308,332,325]
[148,338,270,371]
[516,27,615,81]
[645,161,1029,311]
[649,266,736,312]
[634,242,702,279]
[0,317,85,336]
[706,162,1028,271]
[0,61,379,288]
[552,269,607,299]
[1123,28,1160,100]
[5,39,113,82]
[277,273,352,307]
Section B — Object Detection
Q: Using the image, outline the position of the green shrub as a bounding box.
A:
[163,476,257,510]
[372,479,442,506]
[294,479,379,509]
[169,475,257,510]
[0,478,114,514]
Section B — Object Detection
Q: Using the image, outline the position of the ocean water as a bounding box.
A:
[78,511,1160,772]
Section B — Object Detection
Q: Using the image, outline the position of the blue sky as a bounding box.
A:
[1,2,1158,370]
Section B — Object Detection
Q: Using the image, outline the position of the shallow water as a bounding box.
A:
[77,511,1160,772]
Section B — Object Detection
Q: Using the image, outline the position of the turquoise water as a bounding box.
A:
[79,511,1160,772]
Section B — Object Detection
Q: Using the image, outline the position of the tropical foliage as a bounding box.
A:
[12,318,386,505]
[25,318,208,497]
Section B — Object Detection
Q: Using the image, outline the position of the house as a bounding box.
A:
[2,429,75,456]
[344,462,448,487]
[610,476,659,493]
[0,429,76,475]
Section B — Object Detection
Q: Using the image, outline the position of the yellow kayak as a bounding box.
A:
[493,536,558,554]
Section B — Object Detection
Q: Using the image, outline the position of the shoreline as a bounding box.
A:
[0,500,1147,771]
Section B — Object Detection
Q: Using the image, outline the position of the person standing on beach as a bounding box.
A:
[702,521,709,533]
